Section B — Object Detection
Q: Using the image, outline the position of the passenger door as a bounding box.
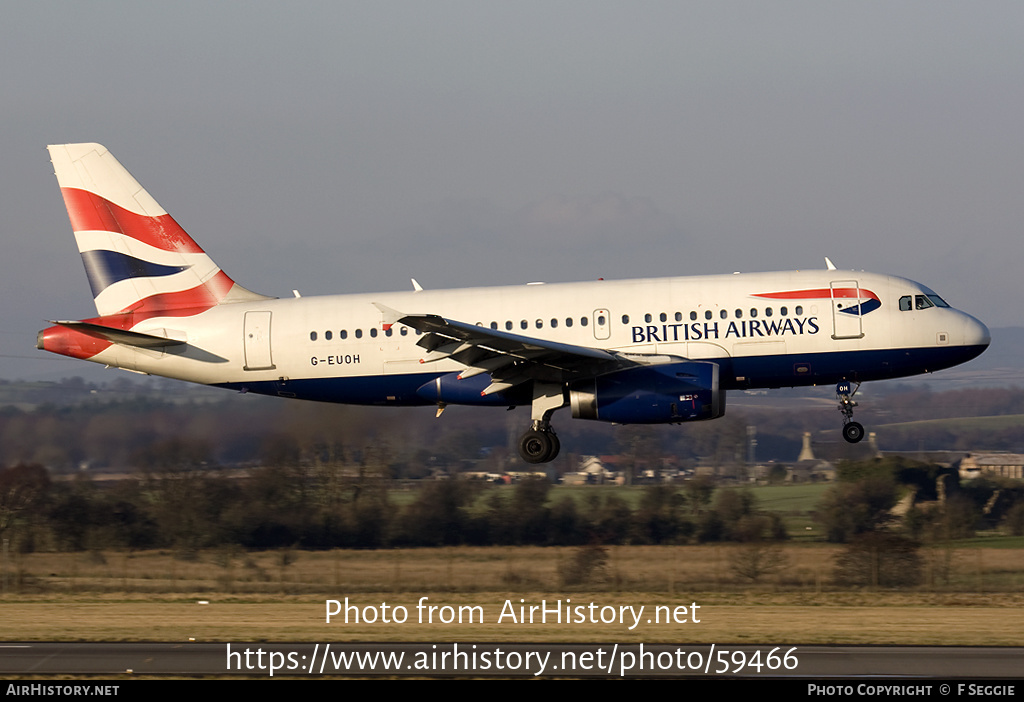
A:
[830,280,865,340]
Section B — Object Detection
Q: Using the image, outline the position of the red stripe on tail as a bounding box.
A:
[60,187,205,254]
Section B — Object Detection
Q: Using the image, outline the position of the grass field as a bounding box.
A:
[388,481,833,513]
[3,478,1023,648]
[875,414,1024,432]
[3,590,1024,645]
[7,542,1023,594]
[2,543,1024,646]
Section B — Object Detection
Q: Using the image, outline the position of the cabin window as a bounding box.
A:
[325,330,333,341]
[622,314,630,324]
[399,328,407,336]
[704,310,712,320]
[780,306,788,316]
[660,312,668,322]
[550,319,558,328]
[675,312,682,322]
[310,331,317,341]
[340,330,348,339]
[536,319,543,329]
[915,295,934,310]
[735,309,742,319]
[521,320,528,330]
[385,328,393,337]
[795,305,803,315]
[490,322,498,330]
[899,296,912,311]
[690,311,697,321]
[580,317,589,327]
[645,313,652,323]
[750,308,758,318]
[370,328,378,338]
[765,308,773,317]
[720,310,727,319]
[506,321,513,330]
[566,318,573,327]
[597,314,606,326]
[355,329,363,339]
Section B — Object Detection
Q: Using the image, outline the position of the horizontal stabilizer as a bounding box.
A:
[46,321,186,349]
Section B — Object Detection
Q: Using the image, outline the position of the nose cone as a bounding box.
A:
[958,312,991,364]
[965,313,991,348]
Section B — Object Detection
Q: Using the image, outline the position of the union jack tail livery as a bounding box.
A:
[39,144,269,362]
[37,143,990,463]
[47,143,267,317]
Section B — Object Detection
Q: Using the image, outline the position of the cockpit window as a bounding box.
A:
[901,294,950,311]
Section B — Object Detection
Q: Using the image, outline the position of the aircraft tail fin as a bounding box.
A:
[47,143,271,317]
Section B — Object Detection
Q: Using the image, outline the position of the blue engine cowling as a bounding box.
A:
[569,361,725,424]
[416,372,532,406]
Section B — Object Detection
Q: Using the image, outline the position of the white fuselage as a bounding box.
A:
[79,268,989,406]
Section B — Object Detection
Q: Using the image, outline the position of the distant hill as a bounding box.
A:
[971,326,1024,372]
[870,326,1024,390]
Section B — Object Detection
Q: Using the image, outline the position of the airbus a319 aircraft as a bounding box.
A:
[38,144,990,464]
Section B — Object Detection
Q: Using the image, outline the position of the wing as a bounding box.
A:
[374,303,628,396]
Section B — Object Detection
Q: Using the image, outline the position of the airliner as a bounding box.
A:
[37,144,991,464]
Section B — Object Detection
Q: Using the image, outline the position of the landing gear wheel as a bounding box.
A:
[518,429,559,464]
[843,421,864,444]
[519,431,552,464]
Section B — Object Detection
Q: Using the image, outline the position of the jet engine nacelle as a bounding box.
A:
[569,361,725,424]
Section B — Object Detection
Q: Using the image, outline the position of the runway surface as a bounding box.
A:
[0,642,1020,678]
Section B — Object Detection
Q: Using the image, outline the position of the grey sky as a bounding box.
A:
[3,1,1021,381]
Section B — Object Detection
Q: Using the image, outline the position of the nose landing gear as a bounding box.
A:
[837,380,864,443]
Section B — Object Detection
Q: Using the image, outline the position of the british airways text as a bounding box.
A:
[631,317,820,343]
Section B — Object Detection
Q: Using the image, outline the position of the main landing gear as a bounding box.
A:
[517,382,566,464]
[837,380,864,444]
[519,425,560,464]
